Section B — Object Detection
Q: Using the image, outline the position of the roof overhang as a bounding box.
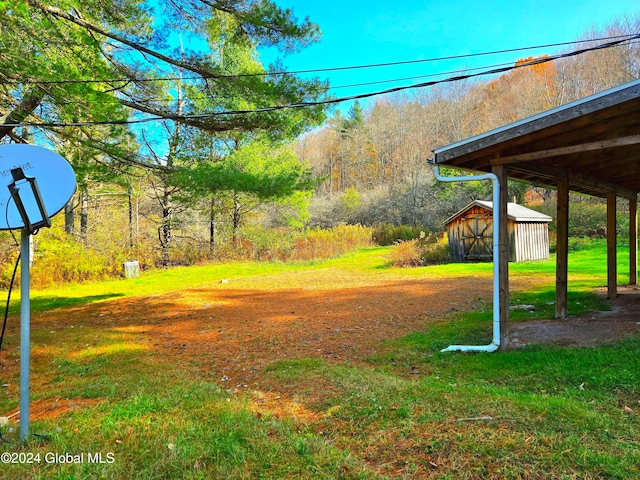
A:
[444,200,553,225]
[433,79,640,200]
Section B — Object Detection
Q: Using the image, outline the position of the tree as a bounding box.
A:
[0,0,328,162]
[1,1,330,260]
[345,100,365,129]
[474,56,557,130]
[176,138,317,244]
[553,17,640,103]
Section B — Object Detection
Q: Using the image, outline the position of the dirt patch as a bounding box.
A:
[81,277,497,387]
[3,398,103,424]
[510,284,640,347]
[2,273,639,412]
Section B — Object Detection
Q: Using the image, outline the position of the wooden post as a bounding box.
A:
[493,165,510,349]
[630,196,637,285]
[555,179,569,318]
[607,193,617,299]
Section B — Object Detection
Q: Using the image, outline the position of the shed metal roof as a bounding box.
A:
[444,200,553,225]
[432,79,640,199]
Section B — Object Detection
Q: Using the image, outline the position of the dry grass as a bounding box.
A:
[0,244,638,479]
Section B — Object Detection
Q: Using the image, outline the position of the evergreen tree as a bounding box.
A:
[0,0,329,257]
[0,0,329,162]
[346,100,365,129]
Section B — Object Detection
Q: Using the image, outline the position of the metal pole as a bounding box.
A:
[19,229,30,443]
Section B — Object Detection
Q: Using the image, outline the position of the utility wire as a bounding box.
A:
[0,197,20,355]
[262,33,639,75]
[3,33,639,128]
[4,37,638,107]
[328,38,640,91]
[0,33,636,86]
[0,253,20,355]
[1,36,636,100]
[325,59,544,90]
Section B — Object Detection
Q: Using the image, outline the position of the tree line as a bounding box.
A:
[1,0,330,268]
[1,2,639,282]
[298,16,640,230]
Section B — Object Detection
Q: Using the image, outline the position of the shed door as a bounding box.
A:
[462,214,493,260]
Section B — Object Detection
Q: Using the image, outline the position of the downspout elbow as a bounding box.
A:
[441,341,499,353]
[430,159,501,353]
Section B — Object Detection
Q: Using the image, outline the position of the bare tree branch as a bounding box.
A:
[0,88,45,140]
[26,0,220,79]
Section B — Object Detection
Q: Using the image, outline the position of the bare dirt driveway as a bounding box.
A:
[510,284,640,347]
[26,269,640,389]
[3,266,639,423]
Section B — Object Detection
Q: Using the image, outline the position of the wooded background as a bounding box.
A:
[300,19,640,230]
[1,2,639,286]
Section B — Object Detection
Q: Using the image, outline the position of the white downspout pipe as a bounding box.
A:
[430,161,500,352]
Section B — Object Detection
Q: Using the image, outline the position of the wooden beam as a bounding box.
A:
[607,193,618,299]
[630,197,637,285]
[555,179,569,318]
[507,163,637,199]
[493,164,510,350]
[490,135,640,166]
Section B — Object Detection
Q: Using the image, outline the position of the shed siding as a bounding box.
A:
[514,222,550,261]
[447,206,495,261]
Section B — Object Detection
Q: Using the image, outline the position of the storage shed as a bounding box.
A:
[445,200,552,262]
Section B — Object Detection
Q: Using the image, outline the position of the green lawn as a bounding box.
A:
[0,241,638,479]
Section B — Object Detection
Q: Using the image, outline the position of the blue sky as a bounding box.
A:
[264,0,639,112]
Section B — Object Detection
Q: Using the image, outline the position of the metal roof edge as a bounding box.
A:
[444,200,553,224]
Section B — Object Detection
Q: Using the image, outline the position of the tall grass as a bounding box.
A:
[386,232,451,267]
[239,224,373,262]
[372,224,428,246]
[1,224,373,289]
[1,226,113,289]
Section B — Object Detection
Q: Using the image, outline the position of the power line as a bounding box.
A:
[264,34,639,75]
[326,60,538,90]
[0,59,519,109]
[180,34,640,116]
[6,37,637,111]
[327,38,640,91]
[3,33,639,128]
[1,33,636,87]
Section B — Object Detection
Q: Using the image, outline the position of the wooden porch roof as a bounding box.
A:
[432,79,640,200]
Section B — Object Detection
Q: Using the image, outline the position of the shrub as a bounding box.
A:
[386,232,450,267]
[420,233,451,265]
[536,194,630,240]
[0,223,375,288]
[30,228,111,288]
[386,239,422,267]
[0,220,161,289]
[372,224,428,246]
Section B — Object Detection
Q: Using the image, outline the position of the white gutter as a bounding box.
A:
[430,162,500,352]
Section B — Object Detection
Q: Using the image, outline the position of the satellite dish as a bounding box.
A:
[0,144,76,442]
[0,144,76,231]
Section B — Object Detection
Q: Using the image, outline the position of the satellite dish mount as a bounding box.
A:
[7,167,51,235]
[0,144,76,443]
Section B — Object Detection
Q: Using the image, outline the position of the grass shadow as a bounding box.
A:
[510,288,610,321]
[28,293,126,312]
